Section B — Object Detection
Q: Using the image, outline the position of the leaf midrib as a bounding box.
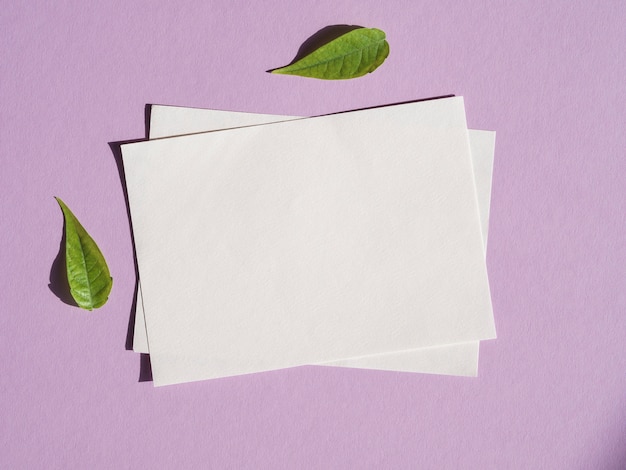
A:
[75,229,95,307]
[282,39,384,73]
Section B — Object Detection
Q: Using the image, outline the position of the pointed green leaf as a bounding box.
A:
[270,27,389,80]
[55,197,112,310]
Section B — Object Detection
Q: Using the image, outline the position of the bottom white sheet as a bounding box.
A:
[130,104,495,377]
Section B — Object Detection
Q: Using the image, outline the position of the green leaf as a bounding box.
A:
[270,27,389,80]
[55,197,112,310]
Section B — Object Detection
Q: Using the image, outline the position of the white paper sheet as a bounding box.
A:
[130,105,495,377]
[122,97,496,385]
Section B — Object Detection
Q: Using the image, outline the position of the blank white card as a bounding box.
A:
[122,97,496,386]
[131,104,495,377]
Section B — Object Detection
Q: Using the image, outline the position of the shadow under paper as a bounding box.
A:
[108,105,154,381]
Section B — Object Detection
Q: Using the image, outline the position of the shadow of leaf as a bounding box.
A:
[48,223,78,307]
[267,24,364,72]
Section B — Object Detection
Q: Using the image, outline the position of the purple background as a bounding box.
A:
[1,1,624,468]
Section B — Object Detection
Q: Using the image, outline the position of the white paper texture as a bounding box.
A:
[130,105,495,378]
[122,97,496,385]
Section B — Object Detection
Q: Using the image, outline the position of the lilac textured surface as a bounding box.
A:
[1,1,624,468]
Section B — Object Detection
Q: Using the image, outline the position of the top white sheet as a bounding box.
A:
[122,96,496,386]
[130,104,495,378]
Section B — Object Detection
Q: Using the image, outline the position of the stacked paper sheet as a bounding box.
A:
[122,96,497,386]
